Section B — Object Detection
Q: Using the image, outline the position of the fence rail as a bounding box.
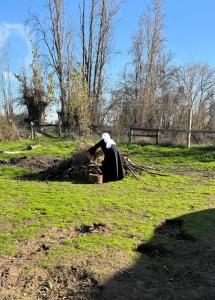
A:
[30,122,64,139]
[129,127,215,147]
[26,123,215,147]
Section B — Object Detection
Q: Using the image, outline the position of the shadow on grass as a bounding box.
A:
[93,209,215,299]
[17,171,90,184]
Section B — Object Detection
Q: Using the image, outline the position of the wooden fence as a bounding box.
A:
[129,127,215,148]
[29,123,215,148]
[30,122,64,140]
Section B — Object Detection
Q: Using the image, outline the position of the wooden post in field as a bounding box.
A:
[129,128,133,143]
[156,128,161,145]
[58,121,62,137]
[30,122,35,140]
[187,108,192,148]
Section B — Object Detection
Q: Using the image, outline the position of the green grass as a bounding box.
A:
[0,137,215,265]
[120,143,215,171]
[0,136,76,160]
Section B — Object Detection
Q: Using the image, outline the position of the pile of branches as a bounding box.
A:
[41,149,103,181]
[41,150,153,182]
[122,153,153,178]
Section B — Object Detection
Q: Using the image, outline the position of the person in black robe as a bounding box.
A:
[88,133,124,182]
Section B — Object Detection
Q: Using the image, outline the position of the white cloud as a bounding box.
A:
[0,23,32,68]
[0,24,10,48]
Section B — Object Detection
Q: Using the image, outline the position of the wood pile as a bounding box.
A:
[41,150,152,182]
[122,153,153,178]
[41,149,102,181]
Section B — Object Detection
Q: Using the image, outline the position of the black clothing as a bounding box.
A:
[88,139,124,182]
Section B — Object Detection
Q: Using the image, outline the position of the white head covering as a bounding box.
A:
[102,133,116,149]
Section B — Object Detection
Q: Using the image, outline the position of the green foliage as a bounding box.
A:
[0,117,20,141]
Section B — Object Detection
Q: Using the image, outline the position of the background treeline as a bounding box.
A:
[1,0,215,141]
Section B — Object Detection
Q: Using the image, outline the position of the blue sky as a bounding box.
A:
[0,0,215,75]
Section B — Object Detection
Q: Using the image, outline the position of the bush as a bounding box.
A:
[0,117,20,141]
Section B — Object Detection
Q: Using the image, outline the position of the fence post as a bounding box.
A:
[30,122,35,140]
[156,128,161,145]
[187,108,192,148]
[58,121,62,137]
[129,128,133,143]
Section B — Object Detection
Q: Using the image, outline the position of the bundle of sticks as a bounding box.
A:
[121,153,153,178]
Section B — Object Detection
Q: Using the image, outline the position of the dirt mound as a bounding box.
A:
[0,227,100,300]
[0,222,123,299]
[0,262,98,300]
[41,150,152,182]
[0,143,153,182]
[76,223,112,235]
[0,149,153,182]
[40,150,103,182]
[9,156,61,169]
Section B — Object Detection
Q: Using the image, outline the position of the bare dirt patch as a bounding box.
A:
[0,260,99,300]
[167,166,215,179]
[96,239,215,300]
[0,156,61,170]
[1,215,215,300]
[76,223,112,235]
[96,210,215,300]
[0,227,99,300]
[9,156,61,169]
[0,223,117,299]
[0,224,128,300]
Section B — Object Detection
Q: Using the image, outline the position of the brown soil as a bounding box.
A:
[0,156,62,170]
[1,150,150,182]
[0,258,99,300]
[96,239,215,300]
[76,223,112,235]
[95,210,215,300]
[168,167,215,179]
[0,225,111,300]
[9,156,61,169]
[1,213,215,299]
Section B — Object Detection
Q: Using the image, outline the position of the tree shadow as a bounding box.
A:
[93,209,215,299]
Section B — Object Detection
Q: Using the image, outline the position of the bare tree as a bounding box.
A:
[15,46,53,124]
[108,0,168,134]
[132,0,166,127]
[175,62,215,129]
[0,42,15,120]
[80,0,120,126]
[27,0,72,125]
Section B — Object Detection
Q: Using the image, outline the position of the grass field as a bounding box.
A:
[0,137,215,299]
